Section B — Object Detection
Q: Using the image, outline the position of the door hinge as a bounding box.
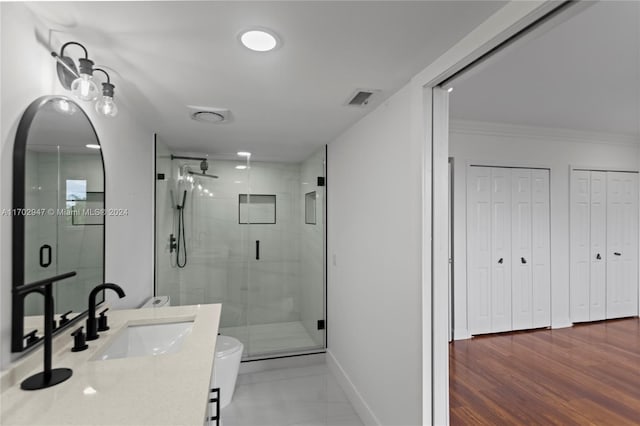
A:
[317,320,325,330]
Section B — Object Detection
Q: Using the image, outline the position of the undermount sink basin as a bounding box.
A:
[94,321,194,361]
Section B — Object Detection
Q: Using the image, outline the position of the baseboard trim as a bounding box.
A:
[453,328,471,340]
[326,350,381,426]
[551,321,572,329]
[239,352,325,375]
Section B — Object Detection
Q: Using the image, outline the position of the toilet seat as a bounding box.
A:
[215,335,243,358]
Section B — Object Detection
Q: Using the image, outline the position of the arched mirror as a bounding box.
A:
[12,96,105,352]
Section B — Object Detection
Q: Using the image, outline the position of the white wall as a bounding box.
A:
[0,2,56,370]
[1,3,154,370]
[449,120,640,339]
[327,84,422,425]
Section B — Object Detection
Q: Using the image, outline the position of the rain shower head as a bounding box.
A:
[186,158,219,178]
[172,155,219,179]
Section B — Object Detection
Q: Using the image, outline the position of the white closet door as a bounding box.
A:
[531,169,551,327]
[606,172,639,318]
[490,168,512,333]
[467,167,493,334]
[589,172,607,320]
[570,171,591,322]
[511,169,533,330]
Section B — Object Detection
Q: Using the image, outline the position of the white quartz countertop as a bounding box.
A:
[1,304,221,426]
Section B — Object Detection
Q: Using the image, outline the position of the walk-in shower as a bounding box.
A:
[155,145,326,359]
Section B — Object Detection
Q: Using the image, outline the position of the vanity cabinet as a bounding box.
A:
[1,304,221,426]
[206,387,221,426]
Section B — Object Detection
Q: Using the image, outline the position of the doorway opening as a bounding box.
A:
[431,1,640,423]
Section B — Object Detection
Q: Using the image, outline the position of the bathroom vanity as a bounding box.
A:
[0,304,221,425]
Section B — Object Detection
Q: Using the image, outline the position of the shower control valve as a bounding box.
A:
[169,234,177,253]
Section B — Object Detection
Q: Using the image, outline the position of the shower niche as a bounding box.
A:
[154,143,326,360]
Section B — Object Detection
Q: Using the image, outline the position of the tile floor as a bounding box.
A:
[221,364,364,426]
[221,321,321,357]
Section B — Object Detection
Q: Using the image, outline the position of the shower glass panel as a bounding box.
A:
[155,143,326,359]
[24,145,105,322]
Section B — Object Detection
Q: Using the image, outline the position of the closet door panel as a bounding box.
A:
[467,167,493,334]
[621,173,638,317]
[491,168,512,333]
[606,172,638,318]
[531,169,551,327]
[570,171,591,322]
[589,172,607,321]
[606,172,623,318]
[511,169,533,330]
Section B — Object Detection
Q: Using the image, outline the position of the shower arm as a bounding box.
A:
[171,155,207,162]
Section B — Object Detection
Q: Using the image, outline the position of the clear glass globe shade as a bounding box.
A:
[95,96,118,117]
[71,74,99,101]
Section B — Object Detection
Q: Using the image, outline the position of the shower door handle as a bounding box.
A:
[256,240,260,260]
[39,244,52,268]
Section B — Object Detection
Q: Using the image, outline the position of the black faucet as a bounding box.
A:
[13,271,76,390]
[86,283,126,341]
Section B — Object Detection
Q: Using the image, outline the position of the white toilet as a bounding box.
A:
[140,295,171,308]
[212,335,243,408]
[142,297,242,408]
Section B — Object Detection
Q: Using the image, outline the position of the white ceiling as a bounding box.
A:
[450,1,640,137]
[29,1,505,162]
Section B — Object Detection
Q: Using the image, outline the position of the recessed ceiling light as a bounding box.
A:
[86,144,101,149]
[240,29,279,52]
[191,111,224,123]
[237,151,251,157]
[236,165,247,170]
[447,87,454,93]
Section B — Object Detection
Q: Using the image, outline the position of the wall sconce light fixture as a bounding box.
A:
[51,41,119,117]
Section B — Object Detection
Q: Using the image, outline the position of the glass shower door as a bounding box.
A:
[154,142,327,360]
[23,139,104,329]
[245,148,326,358]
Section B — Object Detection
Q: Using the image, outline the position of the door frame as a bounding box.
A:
[419,1,589,424]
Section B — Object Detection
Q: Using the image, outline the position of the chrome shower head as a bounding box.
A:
[200,159,209,173]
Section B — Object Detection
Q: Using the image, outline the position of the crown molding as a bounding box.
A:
[450,119,640,147]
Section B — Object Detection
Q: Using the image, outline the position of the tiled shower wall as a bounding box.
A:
[156,142,325,337]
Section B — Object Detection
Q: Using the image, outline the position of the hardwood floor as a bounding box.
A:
[449,318,640,425]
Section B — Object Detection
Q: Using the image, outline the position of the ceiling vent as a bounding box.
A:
[187,106,232,123]
[345,89,380,107]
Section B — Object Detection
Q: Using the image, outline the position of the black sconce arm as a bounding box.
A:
[93,68,111,84]
[59,41,89,59]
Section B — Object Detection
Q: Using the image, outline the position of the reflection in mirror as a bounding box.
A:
[13,96,105,352]
[305,191,317,225]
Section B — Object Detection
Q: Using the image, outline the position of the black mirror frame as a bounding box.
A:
[11,96,106,352]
